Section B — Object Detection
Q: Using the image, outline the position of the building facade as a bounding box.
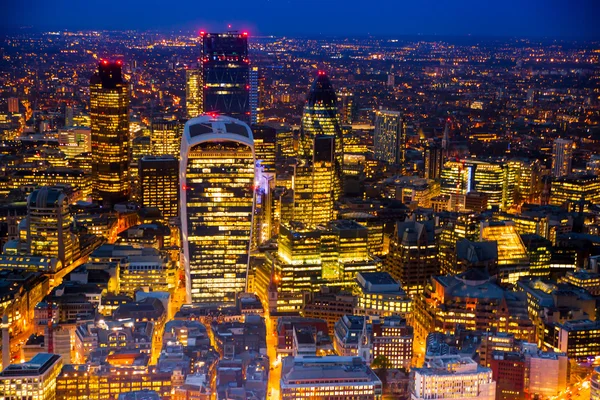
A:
[139,155,179,219]
[201,32,250,123]
[90,60,130,205]
[374,110,405,165]
[180,115,255,304]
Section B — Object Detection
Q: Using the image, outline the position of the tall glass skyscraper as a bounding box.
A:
[374,109,405,165]
[90,60,130,205]
[551,138,573,178]
[295,71,343,227]
[180,115,255,304]
[185,65,203,119]
[202,32,250,123]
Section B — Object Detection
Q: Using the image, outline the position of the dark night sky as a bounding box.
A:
[3,0,599,38]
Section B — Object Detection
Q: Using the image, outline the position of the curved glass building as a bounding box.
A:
[295,72,343,227]
[180,115,255,304]
[300,71,343,165]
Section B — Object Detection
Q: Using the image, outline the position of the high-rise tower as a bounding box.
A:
[201,32,250,123]
[27,187,76,267]
[90,60,130,205]
[551,138,573,178]
[249,66,264,125]
[180,115,255,304]
[186,65,203,119]
[291,72,344,228]
[374,110,405,165]
[151,119,183,157]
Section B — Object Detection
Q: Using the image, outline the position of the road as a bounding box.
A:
[265,311,281,399]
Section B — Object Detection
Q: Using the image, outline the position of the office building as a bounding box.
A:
[58,127,91,158]
[180,115,255,304]
[337,89,354,125]
[414,270,535,342]
[249,66,264,124]
[587,155,600,175]
[545,319,600,360]
[185,66,203,119]
[489,351,526,400]
[354,272,412,319]
[551,138,573,178]
[0,271,49,338]
[374,110,405,165]
[438,213,481,275]
[303,289,356,338]
[280,356,382,399]
[385,219,438,296]
[300,71,343,200]
[528,351,568,398]
[139,155,179,218]
[410,356,496,400]
[561,269,600,296]
[151,119,183,157]
[293,135,337,227]
[521,234,552,277]
[267,220,378,313]
[90,60,130,205]
[424,143,443,180]
[480,221,530,284]
[55,363,175,399]
[27,187,77,266]
[334,315,368,356]
[0,353,62,400]
[369,316,413,370]
[550,174,600,211]
[202,32,250,123]
[252,124,277,175]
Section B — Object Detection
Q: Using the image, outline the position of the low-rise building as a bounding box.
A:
[410,356,496,400]
[280,356,382,399]
[544,319,600,359]
[354,272,412,320]
[0,353,62,400]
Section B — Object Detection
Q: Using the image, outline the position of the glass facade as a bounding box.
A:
[181,116,255,304]
[185,67,203,119]
[374,109,405,165]
[139,155,179,218]
[151,119,183,157]
[90,61,130,205]
[202,32,250,123]
[300,72,343,204]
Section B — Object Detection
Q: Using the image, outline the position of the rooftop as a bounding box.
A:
[0,353,61,377]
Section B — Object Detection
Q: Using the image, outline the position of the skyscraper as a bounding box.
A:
[374,109,405,165]
[551,138,573,178]
[249,66,264,125]
[27,187,76,267]
[151,119,183,157]
[202,32,250,123]
[140,155,179,219]
[293,136,337,227]
[424,143,443,180]
[299,71,344,209]
[90,60,130,205]
[185,65,203,119]
[180,115,255,304]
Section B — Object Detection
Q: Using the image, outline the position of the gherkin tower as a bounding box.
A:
[294,71,344,227]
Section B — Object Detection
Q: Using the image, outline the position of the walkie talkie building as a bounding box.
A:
[180,115,255,304]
